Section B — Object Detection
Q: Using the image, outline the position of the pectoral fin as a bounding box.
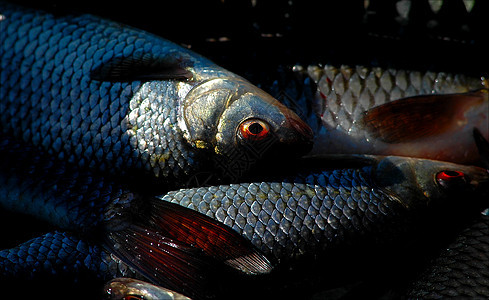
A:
[149,198,273,275]
[90,52,193,82]
[106,226,214,300]
[361,90,488,143]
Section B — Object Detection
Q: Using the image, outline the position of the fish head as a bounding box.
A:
[183,78,313,177]
[373,156,489,210]
[105,278,191,300]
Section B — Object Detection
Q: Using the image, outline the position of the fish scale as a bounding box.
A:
[2,6,150,173]
[160,167,403,258]
[407,215,489,298]
[315,64,487,132]
[2,3,489,298]
[1,2,313,189]
[267,63,489,163]
[0,231,133,282]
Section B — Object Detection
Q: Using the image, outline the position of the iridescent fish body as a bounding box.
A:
[159,155,489,260]
[1,132,487,299]
[0,2,313,189]
[407,214,489,299]
[268,64,489,164]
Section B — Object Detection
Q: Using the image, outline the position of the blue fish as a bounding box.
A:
[0,2,313,190]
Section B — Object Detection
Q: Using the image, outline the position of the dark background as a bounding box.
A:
[1,0,488,298]
[7,0,489,79]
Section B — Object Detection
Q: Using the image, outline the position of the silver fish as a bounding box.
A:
[406,214,489,299]
[272,64,489,164]
[158,154,489,260]
[309,65,489,163]
[0,2,313,189]
[0,134,272,300]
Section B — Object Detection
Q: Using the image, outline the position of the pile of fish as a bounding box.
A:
[0,2,488,299]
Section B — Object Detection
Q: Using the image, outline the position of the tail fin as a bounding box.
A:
[149,198,273,275]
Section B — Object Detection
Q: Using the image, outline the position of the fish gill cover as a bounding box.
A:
[1,0,489,299]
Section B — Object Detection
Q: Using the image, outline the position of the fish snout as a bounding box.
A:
[274,109,314,156]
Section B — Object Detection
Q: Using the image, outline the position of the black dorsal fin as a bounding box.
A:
[90,52,193,82]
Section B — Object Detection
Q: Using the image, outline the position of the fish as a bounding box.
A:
[105,277,192,300]
[1,128,488,299]
[405,128,489,299]
[405,214,489,299]
[158,154,489,262]
[0,2,313,190]
[265,64,489,164]
[0,134,273,300]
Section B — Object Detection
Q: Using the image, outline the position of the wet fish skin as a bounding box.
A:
[3,149,486,298]
[0,135,142,284]
[0,2,312,188]
[405,129,489,298]
[0,135,135,232]
[0,231,134,285]
[159,155,489,260]
[407,214,489,299]
[0,131,487,297]
[0,133,271,299]
[266,64,489,164]
[105,277,192,300]
[311,65,489,163]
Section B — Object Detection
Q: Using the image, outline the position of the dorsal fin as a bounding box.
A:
[361,89,488,143]
[90,52,193,82]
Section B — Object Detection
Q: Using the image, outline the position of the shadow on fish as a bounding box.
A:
[1,2,489,300]
[99,149,489,299]
[0,129,488,299]
[403,129,489,298]
[264,64,489,165]
[0,2,313,194]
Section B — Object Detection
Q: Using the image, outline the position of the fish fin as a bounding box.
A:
[90,52,193,82]
[474,127,489,168]
[361,90,487,143]
[149,198,273,275]
[106,226,215,299]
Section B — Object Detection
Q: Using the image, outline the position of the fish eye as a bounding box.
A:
[239,119,270,141]
[436,170,467,188]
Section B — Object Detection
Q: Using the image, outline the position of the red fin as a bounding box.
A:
[150,198,273,275]
[106,226,215,300]
[361,89,488,143]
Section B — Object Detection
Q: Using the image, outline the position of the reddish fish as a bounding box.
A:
[304,65,489,164]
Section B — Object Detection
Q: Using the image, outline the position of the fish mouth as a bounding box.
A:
[277,108,314,156]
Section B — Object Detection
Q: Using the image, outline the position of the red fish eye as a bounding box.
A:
[437,170,465,180]
[436,170,467,188]
[239,119,270,141]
